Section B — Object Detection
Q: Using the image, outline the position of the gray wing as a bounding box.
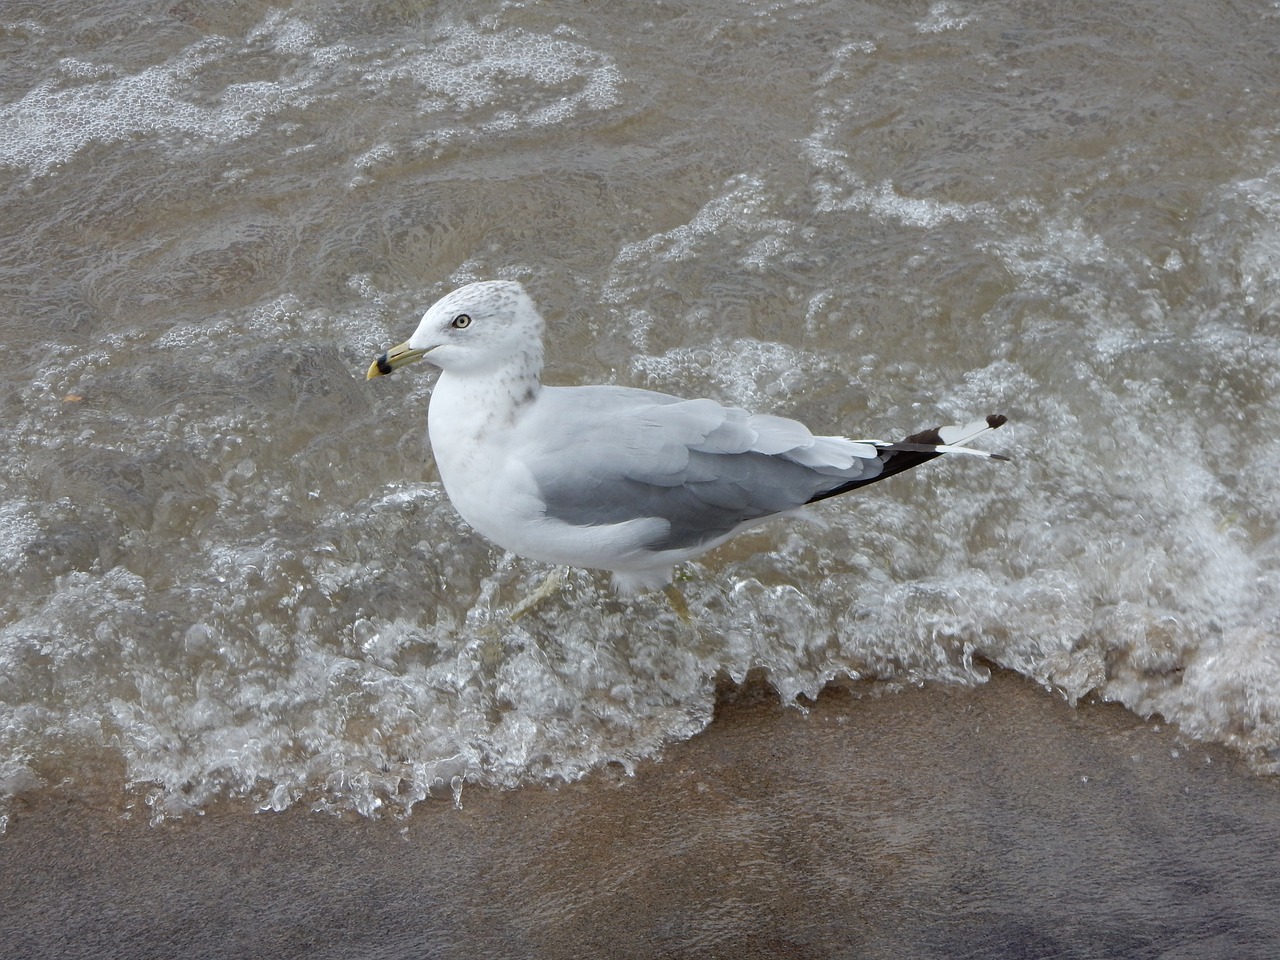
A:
[514,385,884,551]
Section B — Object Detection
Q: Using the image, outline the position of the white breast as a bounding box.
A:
[428,371,539,538]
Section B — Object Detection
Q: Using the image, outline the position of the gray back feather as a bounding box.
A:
[518,385,883,550]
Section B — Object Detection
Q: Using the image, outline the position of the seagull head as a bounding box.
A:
[367,280,545,379]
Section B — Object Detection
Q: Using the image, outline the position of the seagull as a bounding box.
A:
[367,280,1007,602]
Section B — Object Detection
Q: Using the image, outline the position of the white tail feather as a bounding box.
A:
[938,417,1002,446]
[878,441,1009,460]
[862,415,1010,460]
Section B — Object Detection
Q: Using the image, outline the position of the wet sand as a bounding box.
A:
[4,670,1279,959]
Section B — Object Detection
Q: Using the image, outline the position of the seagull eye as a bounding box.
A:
[451,314,472,329]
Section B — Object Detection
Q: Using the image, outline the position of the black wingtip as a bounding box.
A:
[987,413,1008,429]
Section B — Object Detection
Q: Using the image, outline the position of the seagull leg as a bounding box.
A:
[509,567,566,621]
[662,583,692,623]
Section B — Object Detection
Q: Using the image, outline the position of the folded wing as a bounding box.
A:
[518,386,891,551]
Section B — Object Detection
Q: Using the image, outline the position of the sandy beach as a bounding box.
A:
[4,670,1278,959]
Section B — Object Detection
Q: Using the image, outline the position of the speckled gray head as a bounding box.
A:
[367,280,544,379]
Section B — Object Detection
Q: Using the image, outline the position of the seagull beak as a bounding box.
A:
[366,341,429,379]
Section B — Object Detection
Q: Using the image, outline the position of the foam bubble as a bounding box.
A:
[0,11,618,179]
[610,175,792,272]
[0,501,40,571]
[601,177,798,354]
[631,338,831,412]
[916,2,975,33]
[0,40,275,176]
[361,18,620,136]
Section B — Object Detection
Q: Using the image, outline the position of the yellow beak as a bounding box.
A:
[367,341,429,380]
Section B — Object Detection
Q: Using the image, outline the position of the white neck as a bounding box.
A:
[427,355,542,465]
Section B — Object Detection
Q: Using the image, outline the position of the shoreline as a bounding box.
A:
[4,670,1279,959]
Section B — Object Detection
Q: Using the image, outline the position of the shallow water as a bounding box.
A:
[2,0,1280,824]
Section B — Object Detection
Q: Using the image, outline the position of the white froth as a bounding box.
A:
[916,2,975,33]
[0,501,40,571]
[602,176,796,346]
[364,19,620,133]
[0,42,274,176]
[610,175,792,272]
[858,180,991,228]
[0,11,618,178]
[247,8,322,55]
[631,339,830,411]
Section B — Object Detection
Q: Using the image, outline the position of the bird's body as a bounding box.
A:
[368,280,1007,594]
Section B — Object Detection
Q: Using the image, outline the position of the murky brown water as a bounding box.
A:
[3,0,1280,913]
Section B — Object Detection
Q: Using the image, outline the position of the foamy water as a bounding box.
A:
[3,0,1280,827]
